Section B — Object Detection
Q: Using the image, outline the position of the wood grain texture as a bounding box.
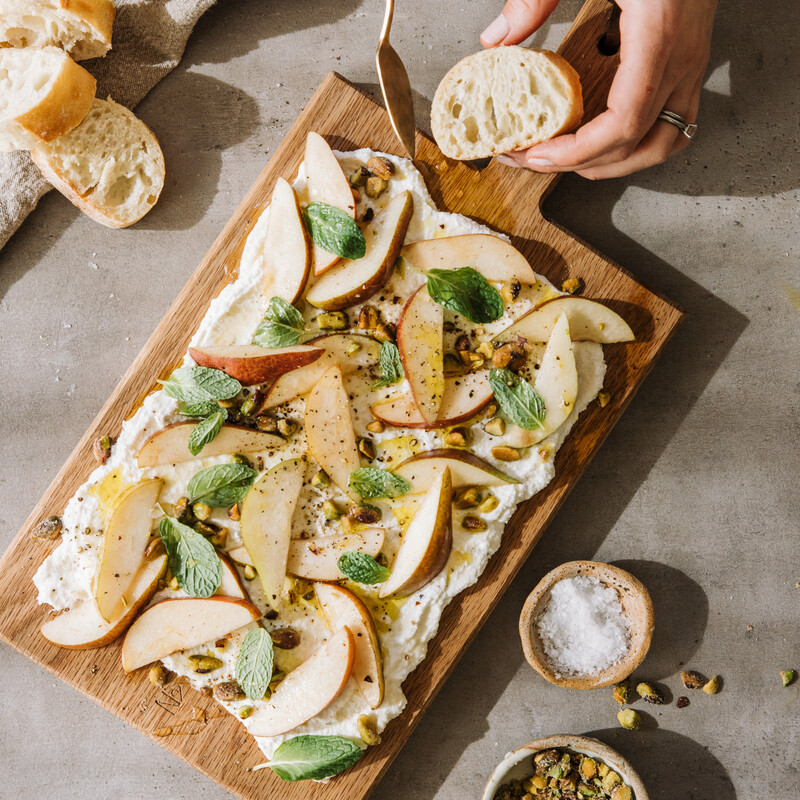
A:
[0,1,682,798]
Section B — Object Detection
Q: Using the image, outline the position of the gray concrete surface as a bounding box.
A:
[1,1,797,798]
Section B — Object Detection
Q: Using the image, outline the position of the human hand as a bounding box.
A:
[480,0,717,179]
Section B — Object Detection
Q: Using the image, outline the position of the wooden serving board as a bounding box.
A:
[0,1,682,798]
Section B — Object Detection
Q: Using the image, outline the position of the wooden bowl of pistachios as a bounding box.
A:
[518,561,654,690]
[481,735,649,800]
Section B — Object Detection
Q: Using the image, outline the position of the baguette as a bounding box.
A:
[0,45,96,151]
[431,46,583,160]
[31,98,165,228]
[0,0,115,60]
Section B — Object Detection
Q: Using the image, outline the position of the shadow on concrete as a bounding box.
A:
[585,727,737,800]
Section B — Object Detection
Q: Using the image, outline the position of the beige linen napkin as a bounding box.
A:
[0,0,217,251]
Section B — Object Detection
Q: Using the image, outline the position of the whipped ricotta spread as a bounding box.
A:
[34,148,606,761]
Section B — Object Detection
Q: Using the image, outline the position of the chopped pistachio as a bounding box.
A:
[617,708,642,730]
[577,784,598,797]
[492,445,521,462]
[311,469,330,489]
[349,503,382,524]
[214,681,245,702]
[189,655,223,674]
[525,775,548,791]
[562,276,585,295]
[367,156,395,180]
[365,176,388,198]
[611,785,632,800]
[227,503,241,522]
[192,502,212,521]
[477,494,498,514]
[277,418,298,437]
[491,342,526,371]
[358,437,376,460]
[195,520,219,537]
[597,391,611,408]
[243,565,257,581]
[148,664,168,687]
[374,321,395,343]
[579,757,597,781]
[93,434,113,464]
[500,279,522,304]
[239,395,256,416]
[175,496,196,525]
[358,305,379,330]
[214,638,227,650]
[462,515,488,533]
[357,714,382,745]
[597,762,610,779]
[231,453,252,467]
[483,416,506,437]
[612,679,630,705]
[256,414,278,432]
[443,427,470,447]
[270,628,301,650]
[636,681,664,705]
[476,341,495,359]
[238,706,254,719]
[454,334,471,351]
[322,499,342,521]
[349,166,369,187]
[443,352,463,374]
[32,515,63,541]
[781,669,796,687]
[703,675,721,694]
[602,771,621,793]
[345,341,361,356]
[210,527,228,549]
[316,311,348,330]
[366,419,385,434]
[168,574,180,591]
[144,537,166,560]
[454,487,481,509]
[681,669,705,689]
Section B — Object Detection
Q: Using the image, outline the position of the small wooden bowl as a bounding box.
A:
[481,735,650,800]
[519,561,654,689]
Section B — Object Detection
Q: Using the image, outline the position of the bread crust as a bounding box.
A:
[7,48,96,146]
[61,0,116,58]
[431,47,583,160]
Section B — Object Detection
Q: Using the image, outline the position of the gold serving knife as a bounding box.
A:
[376,0,416,159]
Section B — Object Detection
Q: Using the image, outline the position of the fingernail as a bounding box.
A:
[496,154,520,168]
[527,157,554,168]
[480,14,509,47]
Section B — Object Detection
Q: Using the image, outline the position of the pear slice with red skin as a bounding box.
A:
[286,528,385,581]
[137,423,285,468]
[379,467,452,598]
[188,344,323,386]
[305,132,357,275]
[217,552,248,600]
[504,312,578,448]
[393,449,518,493]
[260,334,381,410]
[121,596,261,673]
[240,458,304,613]
[497,296,634,344]
[305,190,413,311]
[305,365,361,499]
[315,582,384,709]
[246,627,356,737]
[370,371,493,429]
[94,478,163,622]
[396,286,444,425]
[400,234,537,283]
[42,554,167,650]
[261,177,310,304]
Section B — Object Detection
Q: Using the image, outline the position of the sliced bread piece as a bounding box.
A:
[0,45,96,151]
[31,98,165,228]
[0,0,116,60]
[431,46,583,160]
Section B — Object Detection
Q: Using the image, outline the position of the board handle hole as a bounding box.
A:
[598,1,621,56]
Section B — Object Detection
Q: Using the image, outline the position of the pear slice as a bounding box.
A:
[188,344,323,386]
[121,596,261,673]
[240,458,304,613]
[305,132,357,275]
[504,312,578,448]
[260,333,381,410]
[396,286,444,425]
[217,552,248,600]
[315,582,384,708]
[94,478,163,622]
[305,190,413,311]
[305,365,361,499]
[137,423,284,468]
[394,449,519,492]
[400,233,537,283]
[370,371,493,429]
[246,627,355,737]
[379,467,452,598]
[261,177,310,304]
[498,296,634,344]
[287,528,385,581]
[42,554,167,650]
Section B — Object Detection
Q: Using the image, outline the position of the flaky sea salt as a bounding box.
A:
[537,575,631,677]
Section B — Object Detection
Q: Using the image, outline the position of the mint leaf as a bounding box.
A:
[371,342,404,389]
[188,409,227,456]
[263,735,364,781]
[187,463,257,507]
[253,297,306,348]
[337,551,391,584]
[236,627,274,702]
[178,401,220,418]
[489,368,546,430]
[349,467,411,499]
[161,366,241,404]
[425,267,503,323]
[303,202,366,260]
[159,516,221,598]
